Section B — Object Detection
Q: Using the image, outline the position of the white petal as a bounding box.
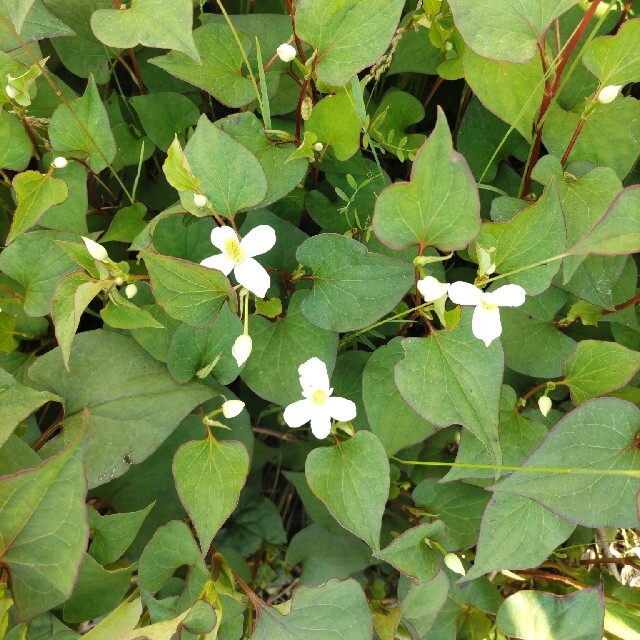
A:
[310,412,332,439]
[448,281,482,306]
[210,225,239,253]
[200,253,234,275]
[222,400,245,419]
[417,276,449,302]
[487,284,526,308]
[472,305,502,347]
[283,399,313,428]
[298,357,331,396]
[232,334,252,366]
[241,225,277,257]
[324,396,357,422]
[82,236,109,261]
[234,257,270,298]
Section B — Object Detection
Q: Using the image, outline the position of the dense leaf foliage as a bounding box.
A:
[0,0,639,638]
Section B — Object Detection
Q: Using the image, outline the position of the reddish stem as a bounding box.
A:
[453,85,472,146]
[20,115,41,160]
[614,0,633,33]
[295,77,310,142]
[128,48,146,95]
[603,294,640,315]
[422,76,444,109]
[561,115,586,165]
[284,0,307,63]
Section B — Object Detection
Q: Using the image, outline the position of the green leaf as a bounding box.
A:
[40,160,89,234]
[241,291,338,407]
[149,23,254,108]
[305,89,361,161]
[28,330,215,488]
[252,578,373,640]
[464,493,575,580]
[0,368,60,449]
[219,112,308,209]
[463,48,543,143]
[162,136,200,193]
[0,433,87,621]
[62,554,132,623]
[130,92,200,150]
[48,75,117,173]
[0,110,32,171]
[561,340,640,405]
[295,0,404,86]
[492,398,640,527]
[100,203,148,243]
[373,108,480,251]
[395,312,503,467]
[399,571,450,638]
[497,586,604,640]
[305,431,389,550]
[173,434,249,553]
[286,524,373,586]
[374,522,444,583]
[143,250,235,328]
[476,183,565,294]
[183,114,267,218]
[296,234,414,332]
[7,170,68,244]
[1,0,36,32]
[449,0,582,62]
[583,19,640,86]
[100,290,166,331]
[362,338,435,455]
[90,0,200,62]
[52,271,104,369]
[88,503,154,565]
[568,185,640,256]
[412,480,490,551]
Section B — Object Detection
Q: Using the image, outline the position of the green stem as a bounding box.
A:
[483,253,567,284]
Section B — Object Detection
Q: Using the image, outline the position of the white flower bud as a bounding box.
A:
[222,399,245,419]
[538,395,552,417]
[276,43,296,63]
[417,276,449,302]
[5,85,18,99]
[193,193,207,207]
[53,156,68,169]
[82,236,109,262]
[114,276,124,286]
[444,552,466,576]
[232,334,252,367]
[597,85,622,104]
[313,142,324,152]
[125,283,138,299]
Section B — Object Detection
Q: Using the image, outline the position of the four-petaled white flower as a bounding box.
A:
[277,43,296,63]
[201,225,276,299]
[448,281,526,347]
[417,276,449,302]
[284,357,357,439]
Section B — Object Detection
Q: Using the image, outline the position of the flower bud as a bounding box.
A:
[313,142,324,152]
[53,156,68,169]
[193,193,207,207]
[5,85,18,99]
[232,334,252,367]
[82,236,109,261]
[125,283,138,299]
[597,85,622,104]
[114,276,124,286]
[445,41,453,51]
[444,552,466,576]
[276,43,296,63]
[538,395,552,417]
[417,276,449,302]
[222,399,245,419]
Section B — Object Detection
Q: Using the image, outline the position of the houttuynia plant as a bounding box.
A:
[0,0,639,638]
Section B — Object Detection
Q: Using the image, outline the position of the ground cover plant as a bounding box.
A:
[0,0,640,637]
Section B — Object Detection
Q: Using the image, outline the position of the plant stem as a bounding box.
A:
[483,253,567,284]
[295,77,310,142]
[561,115,587,165]
[603,293,640,315]
[422,76,444,110]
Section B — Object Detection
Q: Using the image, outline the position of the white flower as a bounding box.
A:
[53,156,68,169]
[313,142,324,152]
[82,236,109,262]
[200,225,275,298]
[193,193,207,207]
[444,553,466,576]
[538,395,552,417]
[598,84,622,104]
[124,283,138,299]
[276,43,296,63]
[448,281,526,347]
[283,357,357,439]
[232,334,252,367]
[5,84,18,99]
[417,276,449,302]
[222,399,245,419]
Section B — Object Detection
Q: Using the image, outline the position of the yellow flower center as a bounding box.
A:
[225,239,245,264]
[480,295,498,311]
[312,389,327,405]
